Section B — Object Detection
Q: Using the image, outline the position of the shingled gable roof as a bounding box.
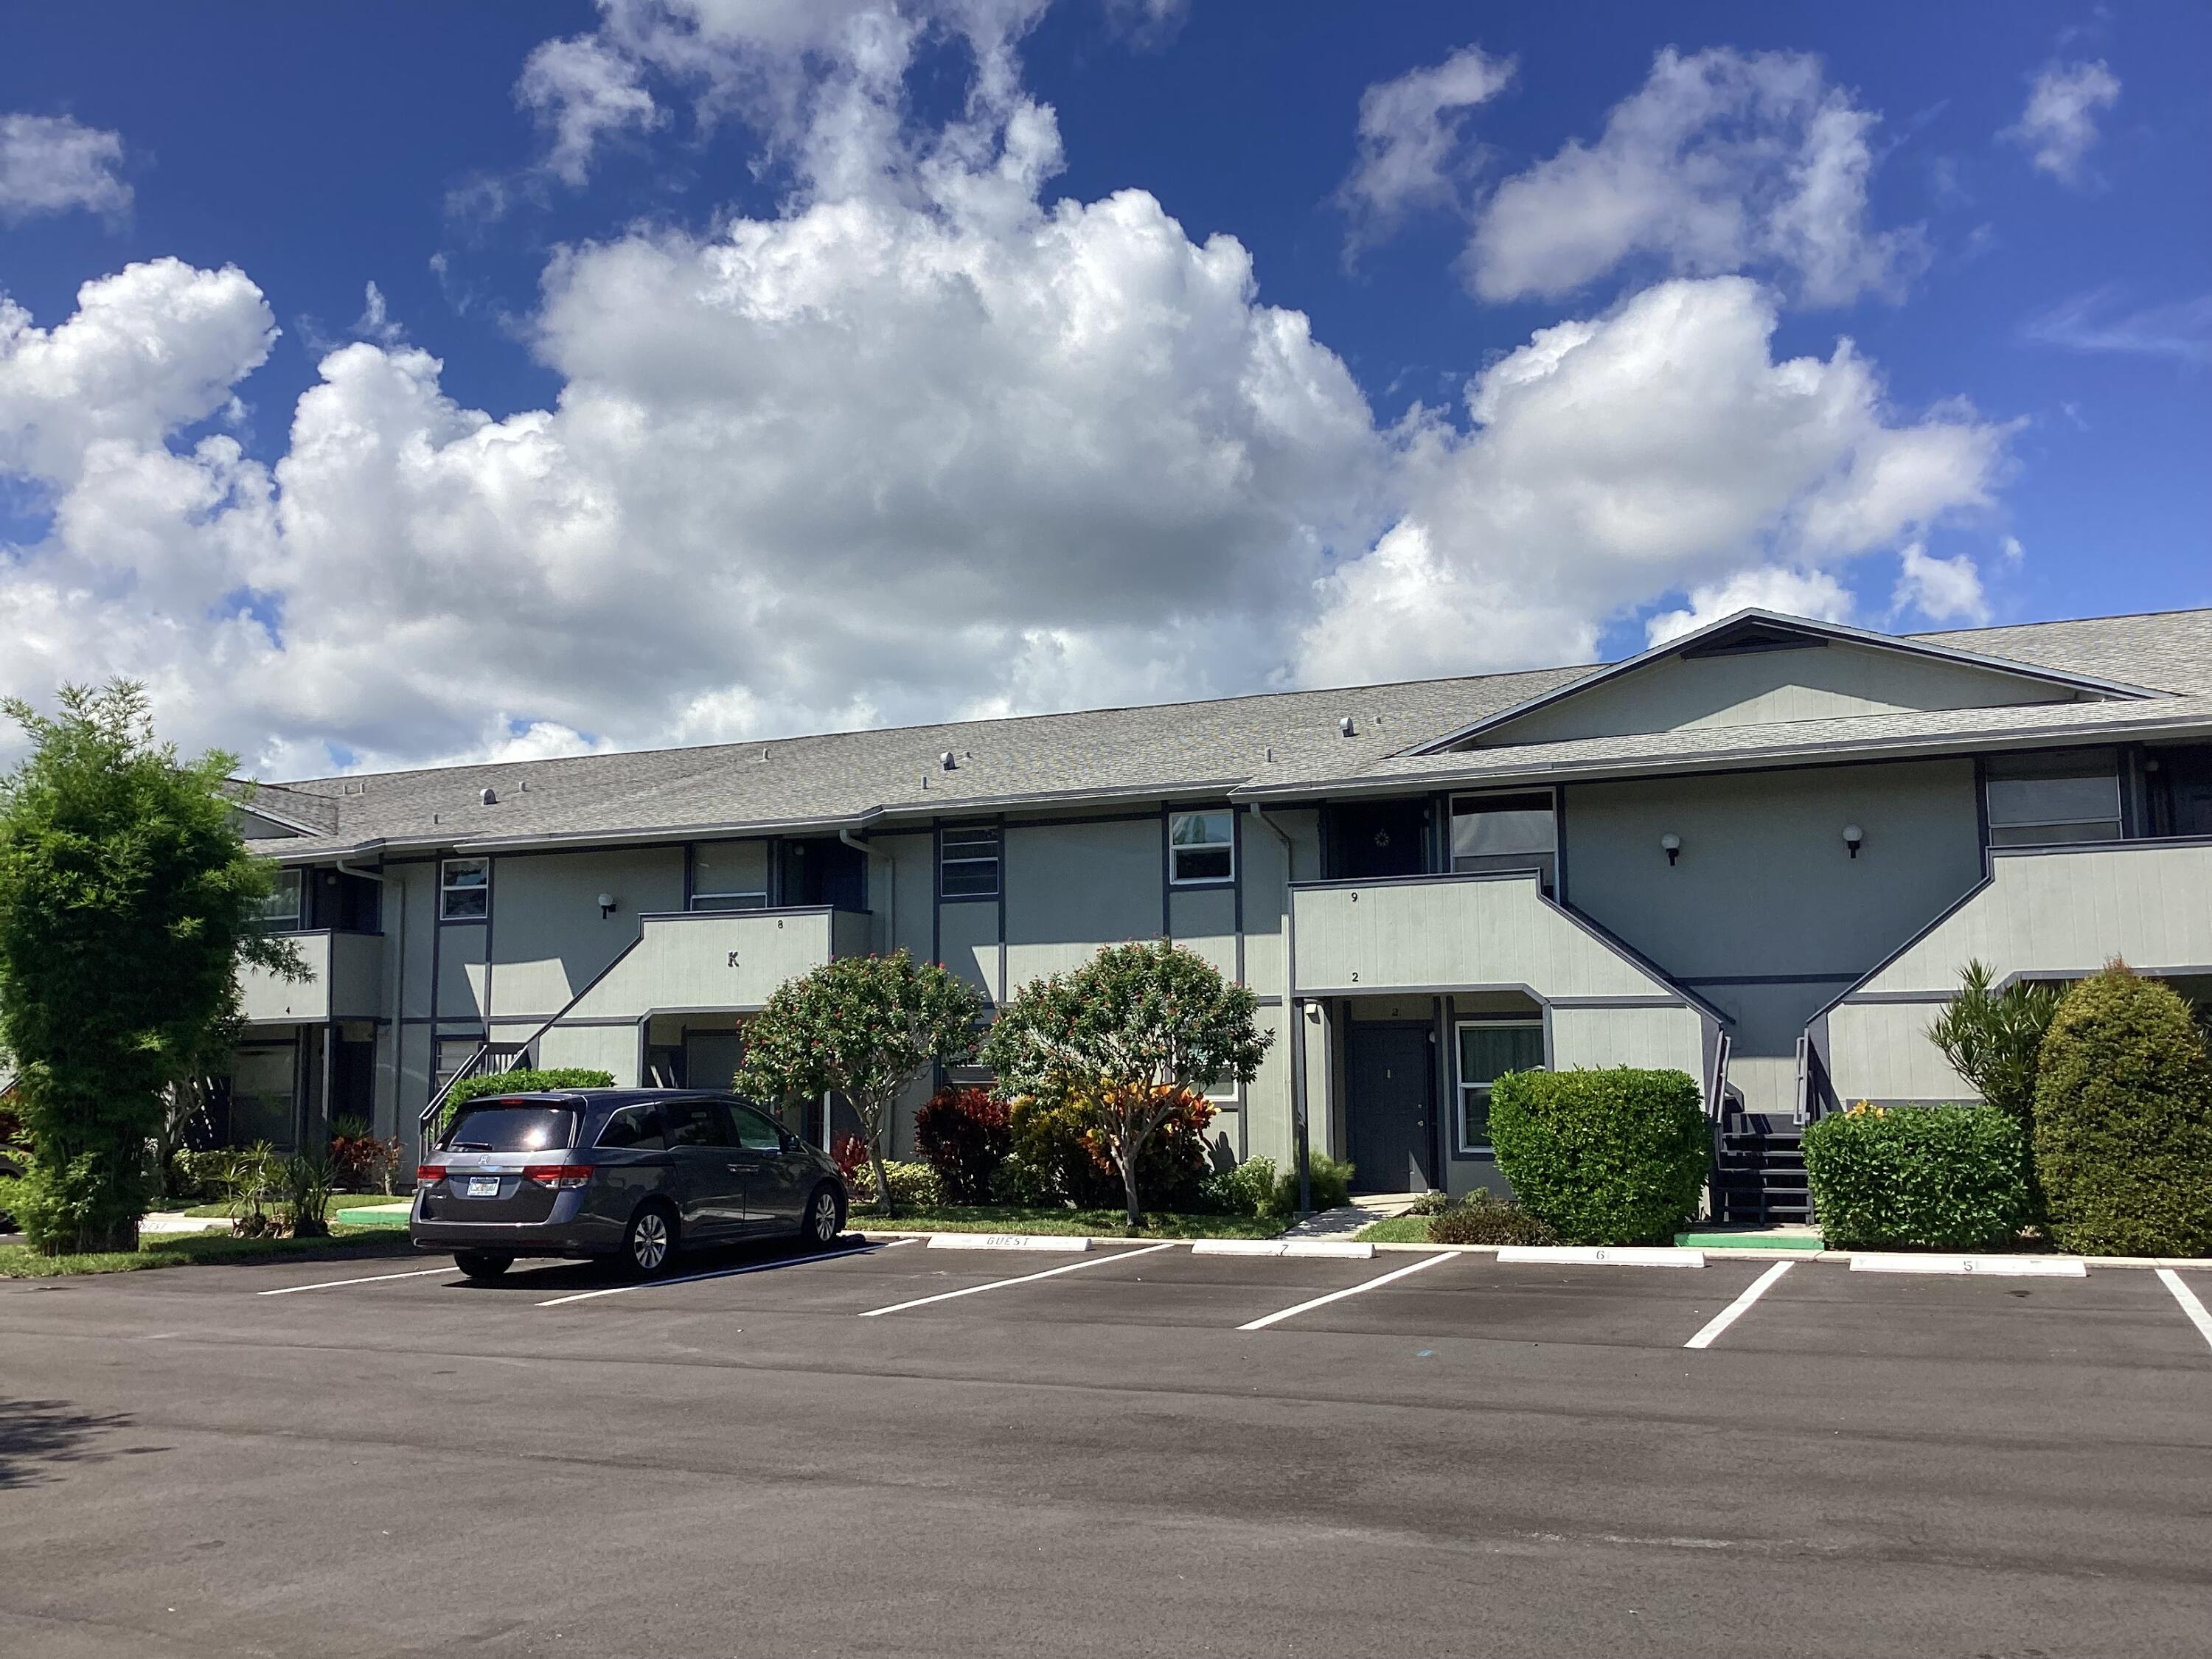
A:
[252,605,2212,860]
[1400,608,2168,758]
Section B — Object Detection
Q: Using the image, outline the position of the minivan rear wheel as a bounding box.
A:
[801,1183,846,1248]
[453,1251,512,1280]
[623,1202,678,1277]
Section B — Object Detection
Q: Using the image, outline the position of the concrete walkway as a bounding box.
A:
[1281,1192,1419,1239]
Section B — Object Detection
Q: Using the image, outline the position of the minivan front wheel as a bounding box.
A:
[802,1184,846,1248]
[623,1203,678,1277]
[454,1251,513,1280]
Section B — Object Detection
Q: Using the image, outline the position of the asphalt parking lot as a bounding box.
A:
[4,1237,2211,1658]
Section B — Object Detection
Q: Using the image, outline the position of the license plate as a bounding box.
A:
[466,1177,501,1198]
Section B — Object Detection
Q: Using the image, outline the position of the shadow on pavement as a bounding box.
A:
[0,1397,139,1490]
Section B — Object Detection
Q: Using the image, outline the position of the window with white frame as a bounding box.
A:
[939,824,1001,899]
[257,868,304,929]
[1984,751,2123,847]
[690,841,769,911]
[440,857,490,920]
[1169,809,1234,884]
[1455,1020,1544,1152]
[1451,792,1557,891]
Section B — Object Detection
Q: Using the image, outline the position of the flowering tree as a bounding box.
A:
[736,950,987,1214]
[981,940,1271,1227]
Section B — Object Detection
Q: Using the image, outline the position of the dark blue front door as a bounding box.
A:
[1346,1023,1434,1194]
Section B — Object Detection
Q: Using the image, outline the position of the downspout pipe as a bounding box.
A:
[1250,803,1311,1217]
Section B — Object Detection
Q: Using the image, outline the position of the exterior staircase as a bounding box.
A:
[1711,1111,1812,1225]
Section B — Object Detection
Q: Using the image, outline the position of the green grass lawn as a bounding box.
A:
[1352,1214,1434,1244]
[176,1192,406,1218]
[850,1204,1283,1239]
[0,1225,413,1279]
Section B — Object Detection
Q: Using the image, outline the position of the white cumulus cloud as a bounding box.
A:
[1300,277,2007,685]
[2003,60,2121,187]
[0,8,2018,776]
[1646,567,1855,647]
[1466,47,1925,307]
[1891,540,1989,625]
[0,112,131,223]
[1336,45,1514,258]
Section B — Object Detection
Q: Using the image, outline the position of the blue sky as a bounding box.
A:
[0,1,2204,774]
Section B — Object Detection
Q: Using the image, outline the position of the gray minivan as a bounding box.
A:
[411,1088,849,1279]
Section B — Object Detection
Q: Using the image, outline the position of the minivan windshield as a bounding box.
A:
[442,1102,579,1152]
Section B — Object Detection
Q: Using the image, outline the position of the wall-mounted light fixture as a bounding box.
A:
[1843,824,1863,860]
[598,891,618,918]
[1660,832,1681,867]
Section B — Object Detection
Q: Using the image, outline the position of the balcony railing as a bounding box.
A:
[237,929,383,1025]
[1288,870,1691,1003]
[1824,837,2212,1104]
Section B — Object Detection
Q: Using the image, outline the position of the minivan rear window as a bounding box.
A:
[442,1102,579,1152]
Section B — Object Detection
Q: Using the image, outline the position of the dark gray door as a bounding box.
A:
[1345,1024,1434,1194]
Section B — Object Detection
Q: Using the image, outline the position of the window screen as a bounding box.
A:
[441,858,490,919]
[1985,752,2121,846]
[1456,1022,1544,1152]
[1169,810,1234,884]
[1452,793,1557,891]
[258,869,304,928]
[692,841,769,911]
[940,824,1001,898]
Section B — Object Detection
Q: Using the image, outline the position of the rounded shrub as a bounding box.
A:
[1426,1192,1557,1246]
[1803,1103,2027,1251]
[1269,1152,1352,1216]
[441,1068,616,1132]
[2033,965,2212,1258]
[913,1086,1011,1205]
[1488,1067,1708,1245]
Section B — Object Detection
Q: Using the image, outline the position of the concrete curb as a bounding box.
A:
[1193,1239,1374,1259]
[1363,1240,2212,1272]
[924,1232,1090,1253]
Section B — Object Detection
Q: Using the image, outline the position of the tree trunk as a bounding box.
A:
[1119,1146,1143,1232]
[868,1144,897,1217]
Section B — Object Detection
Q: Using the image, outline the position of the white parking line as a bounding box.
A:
[2157,1268,2212,1352]
[538,1240,909,1307]
[1683,1260,1794,1350]
[257,1267,458,1296]
[1237,1251,1455,1332]
[856,1240,1175,1318]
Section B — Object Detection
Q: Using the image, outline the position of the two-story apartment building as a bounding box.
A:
[227,605,2212,1220]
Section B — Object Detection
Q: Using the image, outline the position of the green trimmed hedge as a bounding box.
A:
[1489,1067,1708,1245]
[2034,967,2212,1258]
[1804,1103,2028,1251]
[1426,1192,1557,1246]
[439,1069,615,1133]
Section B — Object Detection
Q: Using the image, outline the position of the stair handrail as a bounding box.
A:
[415,926,655,1153]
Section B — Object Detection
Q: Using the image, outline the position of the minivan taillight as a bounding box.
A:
[523,1164,591,1190]
[415,1164,447,1189]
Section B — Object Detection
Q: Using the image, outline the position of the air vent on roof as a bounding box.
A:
[1338,717,1356,738]
[940,751,957,771]
[480,787,498,806]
